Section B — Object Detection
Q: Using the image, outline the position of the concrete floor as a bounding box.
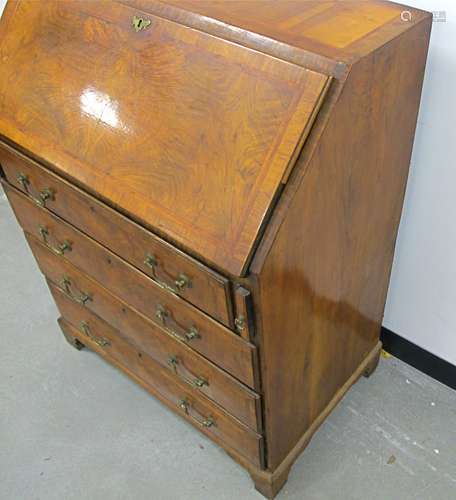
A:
[1,192,456,500]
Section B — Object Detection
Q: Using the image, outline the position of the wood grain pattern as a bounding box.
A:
[252,16,432,470]
[0,143,233,326]
[123,0,347,78]
[3,182,231,340]
[0,0,329,276]
[249,342,382,498]
[58,318,264,468]
[162,0,399,50]
[50,282,261,431]
[151,0,429,62]
[0,1,432,498]
[25,236,259,390]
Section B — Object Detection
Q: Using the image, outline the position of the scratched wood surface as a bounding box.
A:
[0,0,329,276]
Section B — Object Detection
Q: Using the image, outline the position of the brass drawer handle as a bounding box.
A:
[17,173,55,207]
[178,399,216,428]
[155,304,200,343]
[144,253,191,294]
[60,275,92,305]
[39,225,72,256]
[80,321,110,348]
[167,355,208,388]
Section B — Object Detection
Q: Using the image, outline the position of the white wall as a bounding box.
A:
[384,0,456,366]
[0,0,453,364]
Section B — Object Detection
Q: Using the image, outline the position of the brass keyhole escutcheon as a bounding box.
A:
[132,15,151,32]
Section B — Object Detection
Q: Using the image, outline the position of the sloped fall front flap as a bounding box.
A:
[0,0,330,276]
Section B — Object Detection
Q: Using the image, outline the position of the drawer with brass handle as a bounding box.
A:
[38,225,72,256]
[0,0,431,494]
[17,172,54,207]
[79,321,110,348]
[0,144,234,327]
[18,202,259,390]
[144,253,191,295]
[48,282,262,432]
[60,276,92,306]
[178,398,215,428]
[155,304,200,342]
[167,355,208,388]
[57,318,264,469]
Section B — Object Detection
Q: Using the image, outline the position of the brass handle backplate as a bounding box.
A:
[178,399,216,428]
[144,253,191,294]
[17,173,54,207]
[155,304,200,343]
[39,225,72,256]
[80,322,110,348]
[167,355,208,388]
[61,276,92,305]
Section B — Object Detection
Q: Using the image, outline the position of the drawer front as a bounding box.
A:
[57,318,264,469]
[4,182,258,389]
[0,143,233,327]
[25,228,258,390]
[46,267,261,432]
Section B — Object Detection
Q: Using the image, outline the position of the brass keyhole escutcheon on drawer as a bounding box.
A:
[132,15,151,32]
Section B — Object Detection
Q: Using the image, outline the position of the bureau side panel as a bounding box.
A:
[255,17,432,469]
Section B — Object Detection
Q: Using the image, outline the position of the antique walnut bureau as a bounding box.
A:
[0,1,431,497]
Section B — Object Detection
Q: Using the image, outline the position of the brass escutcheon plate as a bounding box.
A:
[132,15,151,32]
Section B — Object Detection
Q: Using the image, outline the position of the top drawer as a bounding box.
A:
[0,143,234,327]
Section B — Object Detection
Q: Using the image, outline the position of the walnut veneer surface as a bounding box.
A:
[0,1,431,498]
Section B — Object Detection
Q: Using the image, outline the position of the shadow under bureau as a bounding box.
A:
[0,1,431,497]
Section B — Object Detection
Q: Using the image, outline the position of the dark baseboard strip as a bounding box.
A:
[381,327,456,391]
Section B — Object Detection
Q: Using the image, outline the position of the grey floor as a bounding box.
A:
[1,191,456,500]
